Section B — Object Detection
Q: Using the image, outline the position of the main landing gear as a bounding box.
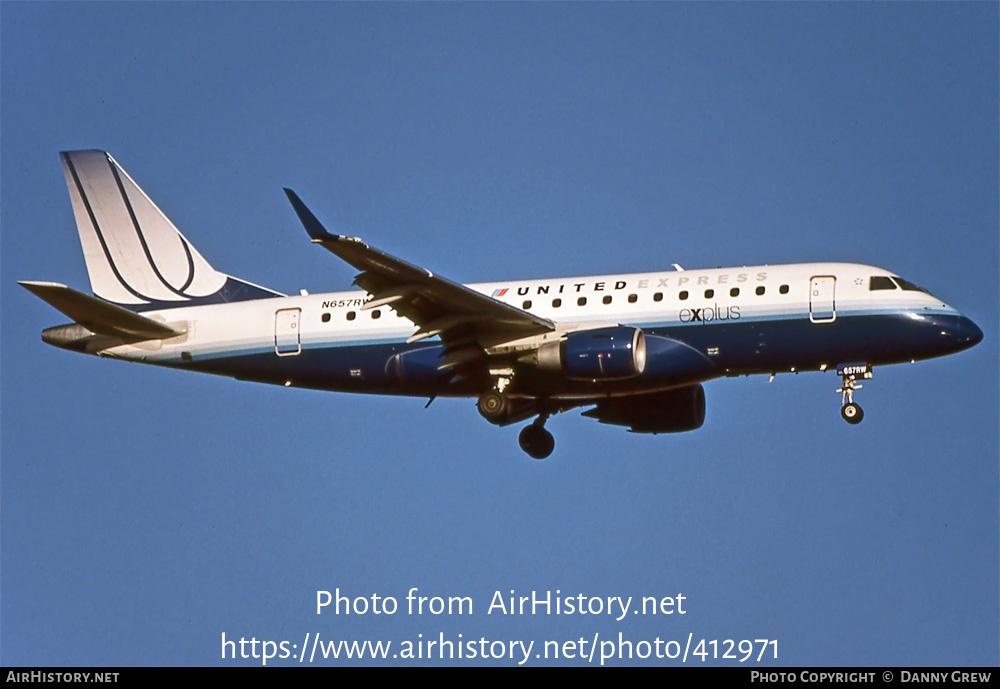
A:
[476,377,556,460]
[518,415,554,460]
[836,367,869,425]
[476,389,508,421]
[476,376,511,424]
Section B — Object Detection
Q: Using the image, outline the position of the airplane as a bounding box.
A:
[21,150,984,459]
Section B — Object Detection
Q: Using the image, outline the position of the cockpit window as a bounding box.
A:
[869,276,897,291]
[893,277,927,292]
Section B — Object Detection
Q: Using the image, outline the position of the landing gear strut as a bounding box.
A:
[518,415,554,460]
[836,367,868,425]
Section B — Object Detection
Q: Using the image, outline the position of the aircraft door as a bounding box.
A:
[274,308,302,355]
[809,276,836,323]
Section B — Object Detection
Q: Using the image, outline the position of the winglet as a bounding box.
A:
[284,188,339,242]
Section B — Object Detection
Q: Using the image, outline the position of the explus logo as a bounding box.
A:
[679,304,741,324]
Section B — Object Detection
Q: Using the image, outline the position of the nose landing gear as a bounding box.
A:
[841,400,863,424]
[836,364,871,425]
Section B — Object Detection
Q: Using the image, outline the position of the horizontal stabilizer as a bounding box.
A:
[19,281,186,340]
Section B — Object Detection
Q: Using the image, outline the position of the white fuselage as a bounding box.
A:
[95,262,967,397]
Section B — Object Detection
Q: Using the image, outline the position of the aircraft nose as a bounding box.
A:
[961,316,984,347]
[946,315,983,351]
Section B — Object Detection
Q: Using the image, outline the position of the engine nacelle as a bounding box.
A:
[535,326,647,380]
[386,345,458,388]
[581,384,706,434]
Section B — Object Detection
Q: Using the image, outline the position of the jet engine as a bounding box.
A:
[533,326,646,380]
[581,384,706,433]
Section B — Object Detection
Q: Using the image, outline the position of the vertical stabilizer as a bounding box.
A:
[60,150,281,309]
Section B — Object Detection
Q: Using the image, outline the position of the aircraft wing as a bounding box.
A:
[285,190,555,355]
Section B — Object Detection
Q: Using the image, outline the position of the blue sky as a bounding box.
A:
[2,3,997,666]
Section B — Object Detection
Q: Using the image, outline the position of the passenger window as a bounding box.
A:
[372,310,381,319]
[653,292,663,302]
[628,294,638,303]
[602,295,612,305]
[522,300,532,310]
[779,285,789,294]
[321,313,331,323]
[705,289,714,299]
[552,298,562,308]
[730,288,739,297]
[347,311,356,321]
[869,276,897,291]
[679,290,688,300]
[756,286,765,296]
[577,297,587,306]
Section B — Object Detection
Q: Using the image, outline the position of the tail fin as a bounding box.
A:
[60,150,282,309]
